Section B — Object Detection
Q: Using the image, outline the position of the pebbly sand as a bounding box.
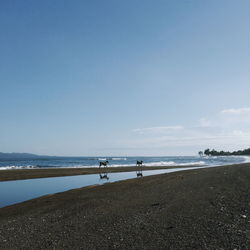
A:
[0,163,249,249]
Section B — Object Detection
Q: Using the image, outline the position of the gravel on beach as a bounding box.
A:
[0,163,249,249]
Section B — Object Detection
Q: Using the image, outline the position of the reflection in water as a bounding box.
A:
[99,166,109,180]
[0,166,215,208]
[99,172,109,180]
[136,168,143,177]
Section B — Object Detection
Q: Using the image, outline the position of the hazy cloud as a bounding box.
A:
[198,118,213,128]
[127,107,250,153]
[221,107,250,115]
[133,126,184,134]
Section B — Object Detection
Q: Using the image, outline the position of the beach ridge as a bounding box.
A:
[0,163,249,249]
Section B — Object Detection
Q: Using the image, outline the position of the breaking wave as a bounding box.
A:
[0,155,248,170]
[111,158,127,160]
[242,156,250,163]
[142,161,206,167]
[0,165,38,170]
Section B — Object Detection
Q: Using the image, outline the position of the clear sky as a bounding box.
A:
[0,0,250,156]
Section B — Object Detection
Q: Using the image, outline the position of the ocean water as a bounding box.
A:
[0,155,249,170]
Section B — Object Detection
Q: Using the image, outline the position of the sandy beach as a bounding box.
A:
[0,163,249,249]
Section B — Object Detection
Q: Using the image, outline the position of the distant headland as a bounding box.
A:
[0,152,47,159]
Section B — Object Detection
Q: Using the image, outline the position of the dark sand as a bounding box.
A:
[0,163,249,249]
[0,165,201,181]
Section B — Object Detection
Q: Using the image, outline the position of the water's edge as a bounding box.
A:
[1,155,249,170]
[0,165,221,208]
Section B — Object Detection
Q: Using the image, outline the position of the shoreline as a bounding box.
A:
[0,164,208,181]
[0,163,249,249]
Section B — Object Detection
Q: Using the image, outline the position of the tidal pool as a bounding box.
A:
[0,166,208,208]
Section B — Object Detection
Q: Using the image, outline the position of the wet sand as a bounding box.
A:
[0,163,249,249]
[0,165,204,181]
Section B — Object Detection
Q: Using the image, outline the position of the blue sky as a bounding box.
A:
[0,0,250,156]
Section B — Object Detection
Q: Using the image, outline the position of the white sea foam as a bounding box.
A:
[0,160,207,170]
[2,155,247,170]
[111,158,127,160]
[242,156,250,163]
[144,161,206,167]
[0,165,38,170]
[91,161,206,168]
[100,163,135,168]
[179,161,206,166]
[145,161,176,166]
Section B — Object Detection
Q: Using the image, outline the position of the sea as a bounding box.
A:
[0,155,250,170]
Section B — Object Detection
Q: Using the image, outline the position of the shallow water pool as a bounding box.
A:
[0,166,211,208]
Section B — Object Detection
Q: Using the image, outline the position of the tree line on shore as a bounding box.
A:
[199,147,250,156]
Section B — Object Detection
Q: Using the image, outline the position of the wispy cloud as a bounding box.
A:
[220,107,250,124]
[133,126,184,134]
[221,107,250,115]
[198,118,213,128]
[126,107,250,153]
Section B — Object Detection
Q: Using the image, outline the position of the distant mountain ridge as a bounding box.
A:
[0,152,47,159]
